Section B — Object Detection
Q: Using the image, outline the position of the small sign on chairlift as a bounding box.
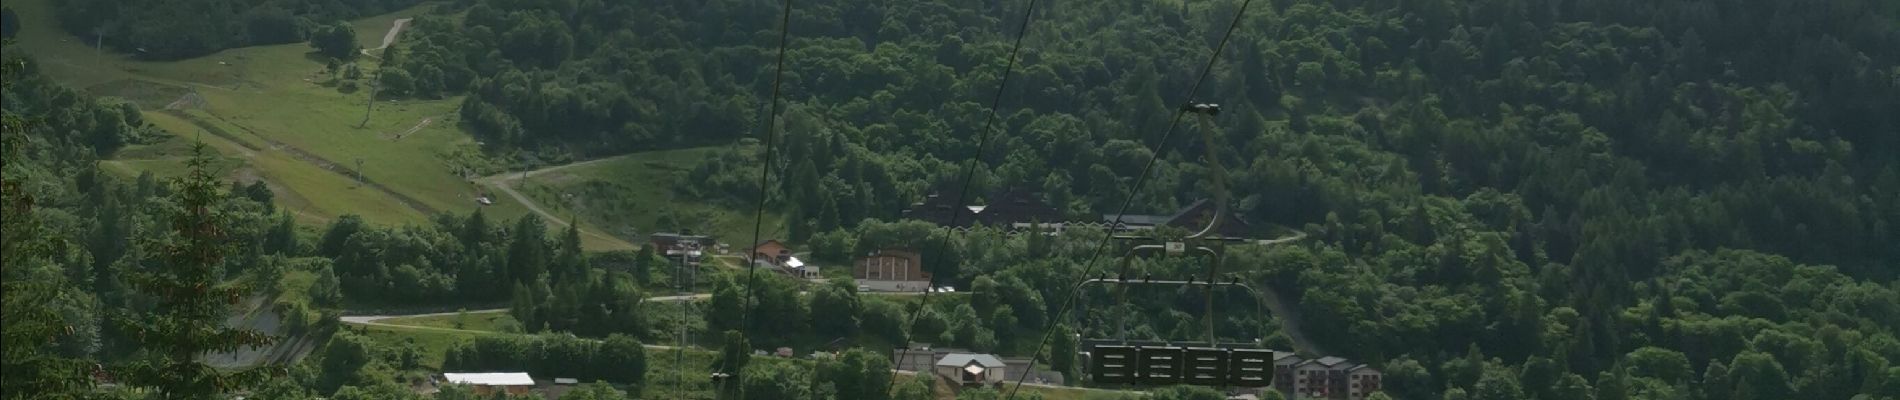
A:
[1165,241,1187,255]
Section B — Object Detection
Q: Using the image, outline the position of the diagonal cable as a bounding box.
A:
[733,0,795,395]
[884,0,1042,395]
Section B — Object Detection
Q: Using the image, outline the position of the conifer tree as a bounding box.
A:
[116,142,278,399]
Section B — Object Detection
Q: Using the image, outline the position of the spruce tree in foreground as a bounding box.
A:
[116,142,279,399]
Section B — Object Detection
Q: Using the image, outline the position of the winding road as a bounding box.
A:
[473,157,635,248]
[340,294,709,328]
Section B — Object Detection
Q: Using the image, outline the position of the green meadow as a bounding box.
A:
[510,146,787,246]
[10,0,637,249]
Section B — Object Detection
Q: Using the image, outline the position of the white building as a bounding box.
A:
[787,257,820,279]
[443,372,535,396]
[934,353,1007,387]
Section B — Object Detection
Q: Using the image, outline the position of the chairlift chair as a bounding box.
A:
[1074,102,1278,388]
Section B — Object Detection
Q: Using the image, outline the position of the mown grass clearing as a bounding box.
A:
[131,110,431,225]
[510,146,785,245]
[9,0,567,233]
[350,324,495,370]
[377,310,521,333]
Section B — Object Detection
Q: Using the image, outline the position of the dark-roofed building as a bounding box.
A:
[1272,351,1302,394]
[904,187,1064,229]
[1279,355,1383,400]
[973,189,1065,226]
[892,344,969,372]
[903,193,980,227]
[1346,364,1383,400]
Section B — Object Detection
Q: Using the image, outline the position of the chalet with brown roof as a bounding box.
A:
[752,240,791,267]
[854,249,929,292]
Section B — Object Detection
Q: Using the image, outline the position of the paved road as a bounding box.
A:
[340,294,710,326]
[337,291,933,328]
[342,291,1132,393]
[473,157,635,249]
[340,308,507,326]
[1257,229,1308,246]
[890,369,1140,395]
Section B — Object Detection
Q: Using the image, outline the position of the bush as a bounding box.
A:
[309,21,359,60]
[443,334,643,385]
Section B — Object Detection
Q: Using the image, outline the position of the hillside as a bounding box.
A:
[376,0,1900,398]
[3,0,1899,399]
[498,146,788,244]
[5,0,641,250]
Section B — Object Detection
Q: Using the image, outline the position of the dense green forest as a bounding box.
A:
[389,0,1900,398]
[4,0,1900,398]
[387,0,1899,271]
[52,0,421,59]
[1,42,310,397]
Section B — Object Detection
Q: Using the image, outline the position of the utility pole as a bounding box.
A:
[359,67,378,128]
[92,26,105,52]
[674,240,701,399]
[354,158,365,187]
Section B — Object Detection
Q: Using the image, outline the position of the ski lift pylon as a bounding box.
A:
[1073,103,1277,388]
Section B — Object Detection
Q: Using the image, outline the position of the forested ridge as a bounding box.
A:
[393,0,1900,398]
[51,0,422,59]
[3,0,1899,399]
[385,0,1898,270]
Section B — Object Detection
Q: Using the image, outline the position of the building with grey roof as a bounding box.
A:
[933,353,1007,388]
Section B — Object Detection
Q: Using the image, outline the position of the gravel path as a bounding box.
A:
[362,18,412,57]
[473,157,636,248]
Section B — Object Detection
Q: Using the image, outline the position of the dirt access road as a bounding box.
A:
[473,157,636,249]
[363,18,411,58]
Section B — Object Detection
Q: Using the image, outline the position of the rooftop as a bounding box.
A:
[1109,214,1174,226]
[936,353,1006,368]
[443,372,535,386]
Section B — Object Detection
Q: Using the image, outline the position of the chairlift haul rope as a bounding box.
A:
[885,0,1042,396]
[734,0,795,397]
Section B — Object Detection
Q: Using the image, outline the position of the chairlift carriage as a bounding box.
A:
[1073,102,1283,389]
